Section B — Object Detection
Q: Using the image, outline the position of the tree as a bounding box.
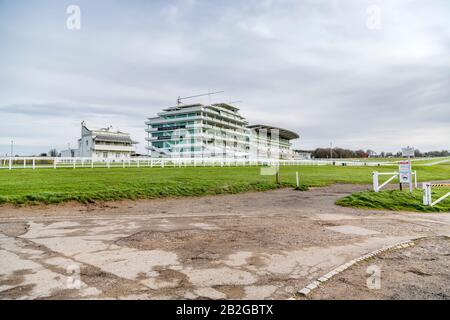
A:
[366,149,376,157]
[48,149,58,157]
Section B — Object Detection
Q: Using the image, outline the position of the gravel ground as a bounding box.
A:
[307,236,450,300]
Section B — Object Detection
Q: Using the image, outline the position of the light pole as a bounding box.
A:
[8,140,13,170]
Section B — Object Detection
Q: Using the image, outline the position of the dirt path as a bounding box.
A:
[307,236,450,300]
[0,184,449,300]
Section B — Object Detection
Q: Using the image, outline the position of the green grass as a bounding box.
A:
[345,157,450,164]
[0,163,449,205]
[336,188,450,212]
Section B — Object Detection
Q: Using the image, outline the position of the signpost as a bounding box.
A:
[398,160,413,192]
[401,146,415,157]
[399,146,415,192]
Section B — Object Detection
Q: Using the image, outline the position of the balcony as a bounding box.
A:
[92,144,134,152]
[145,115,202,126]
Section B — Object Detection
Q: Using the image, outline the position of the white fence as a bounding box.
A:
[372,171,418,192]
[423,182,450,207]
[0,156,394,170]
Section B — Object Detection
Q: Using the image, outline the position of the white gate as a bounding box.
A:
[422,183,450,206]
[373,171,417,192]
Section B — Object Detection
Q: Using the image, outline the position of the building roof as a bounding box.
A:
[211,103,240,112]
[162,104,203,112]
[247,124,299,140]
[294,149,313,153]
[161,102,240,113]
[82,122,138,144]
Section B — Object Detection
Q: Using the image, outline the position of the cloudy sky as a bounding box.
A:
[0,0,449,155]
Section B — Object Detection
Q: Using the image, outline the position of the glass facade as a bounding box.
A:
[145,103,299,159]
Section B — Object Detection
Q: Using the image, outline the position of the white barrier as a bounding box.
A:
[423,182,450,206]
[0,156,393,170]
[373,171,418,192]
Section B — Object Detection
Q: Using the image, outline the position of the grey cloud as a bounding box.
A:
[0,0,449,155]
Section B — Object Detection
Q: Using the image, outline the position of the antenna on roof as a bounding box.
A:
[177,91,224,105]
[227,100,242,105]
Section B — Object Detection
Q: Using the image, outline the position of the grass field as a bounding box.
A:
[0,163,449,206]
[341,157,450,163]
[336,188,450,212]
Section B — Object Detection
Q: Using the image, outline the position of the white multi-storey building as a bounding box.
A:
[61,122,138,160]
[247,124,299,159]
[145,103,250,158]
[145,102,300,159]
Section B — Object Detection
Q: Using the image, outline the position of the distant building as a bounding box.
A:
[145,102,300,159]
[60,148,77,157]
[61,122,138,160]
[293,150,313,160]
[247,125,299,159]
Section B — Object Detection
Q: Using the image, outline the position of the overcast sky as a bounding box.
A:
[0,0,449,155]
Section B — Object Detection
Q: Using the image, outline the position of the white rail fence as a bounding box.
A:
[0,157,392,170]
[423,183,450,207]
[372,171,418,192]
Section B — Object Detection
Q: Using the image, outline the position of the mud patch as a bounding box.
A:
[326,225,379,236]
[115,229,257,261]
[182,266,257,287]
[0,222,29,237]
[0,284,35,299]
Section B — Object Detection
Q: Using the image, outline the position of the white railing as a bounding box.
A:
[0,156,395,170]
[372,171,418,192]
[423,182,450,207]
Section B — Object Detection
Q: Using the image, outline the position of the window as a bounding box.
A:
[103,152,108,158]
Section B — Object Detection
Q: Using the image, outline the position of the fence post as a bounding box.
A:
[23,158,26,168]
[373,171,379,192]
[91,160,94,168]
[414,170,418,189]
[137,159,140,168]
[32,158,35,169]
[9,157,12,170]
[54,158,57,169]
[296,171,299,189]
[423,182,431,206]
[73,159,76,169]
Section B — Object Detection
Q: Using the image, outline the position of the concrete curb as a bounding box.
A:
[295,238,419,298]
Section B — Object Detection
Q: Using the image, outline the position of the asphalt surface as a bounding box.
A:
[0,184,449,299]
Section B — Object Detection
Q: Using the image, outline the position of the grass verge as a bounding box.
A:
[336,189,450,212]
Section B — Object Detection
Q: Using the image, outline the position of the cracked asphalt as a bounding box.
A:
[0,184,449,300]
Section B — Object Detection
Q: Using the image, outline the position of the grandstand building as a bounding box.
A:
[145,102,300,159]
